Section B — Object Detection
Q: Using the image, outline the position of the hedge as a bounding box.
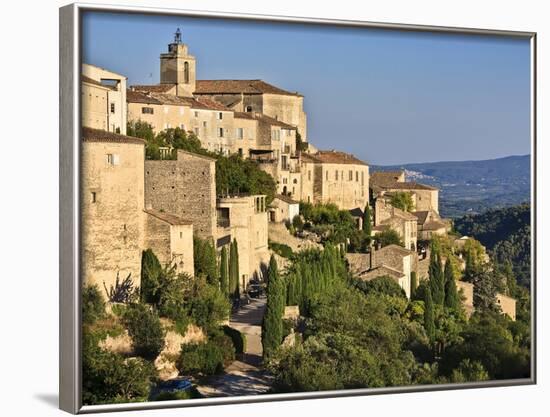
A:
[223,325,247,355]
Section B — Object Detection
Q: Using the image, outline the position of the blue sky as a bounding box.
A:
[83,12,531,165]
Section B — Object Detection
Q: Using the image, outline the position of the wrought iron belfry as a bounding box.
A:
[174,27,182,44]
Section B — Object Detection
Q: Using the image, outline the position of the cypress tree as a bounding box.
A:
[424,288,435,341]
[140,249,162,304]
[219,246,228,296]
[233,239,240,299]
[410,271,417,299]
[262,255,284,358]
[444,260,459,310]
[429,251,445,305]
[363,204,372,237]
[229,241,237,299]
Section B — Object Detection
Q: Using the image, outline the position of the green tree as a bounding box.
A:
[410,271,417,299]
[375,229,404,248]
[262,255,285,358]
[193,236,218,285]
[123,303,166,360]
[219,246,229,296]
[424,289,435,342]
[229,240,240,299]
[82,285,105,325]
[140,249,162,304]
[363,204,372,237]
[390,192,414,212]
[444,261,459,310]
[428,248,445,305]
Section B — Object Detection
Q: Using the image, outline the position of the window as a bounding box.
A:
[184,61,190,84]
[142,107,154,114]
[236,128,244,139]
[326,171,329,181]
[110,103,115,113]
[217,112,223,120]
[335,170,339,181]
[349,170,353,181]
[308,170,311,181]
[218,127,224,137]
[180,124,185,130]
[194,111,199,117]
[106,154,119,166]
[356,171,359,182]
[245,105,253,112]
[91,192,97,203]
[203,121,207,128]
[194,127,199,136]
[180,232,183,238]
[361,171,364,186]
[272,129,281,140]
[238,148,243,156]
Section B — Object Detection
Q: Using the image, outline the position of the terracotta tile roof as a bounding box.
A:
[370,171,404,187]
[127,89,162,105]
[412,210,430,225]
[358,265,404,281]
[380,206,418,222]
[301,150,367,166]
[274,194,299,205]
[422,220,448,231]
[131,84,176,93]
[144,209,193,225]
[234,112,296,129]
[82,127,145,145]
[195,79,302,97]
[385,182,438,191]
[376,244,415,258]
[191,97,231,111]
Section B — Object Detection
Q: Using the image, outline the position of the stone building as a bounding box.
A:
[144,150,218,240]
[144,209,194,276]
[496,293,517,321]
[370,169,439,214]
[217,195,270,289]
[82,63,127,134]
[373,197,418,251]
[299,150,369,211]
[412,210,450,239]
[269,194,300,223]
[346,244,416,298]
[81,127,146,294]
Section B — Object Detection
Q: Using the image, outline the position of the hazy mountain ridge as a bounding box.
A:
[373,155,531,218]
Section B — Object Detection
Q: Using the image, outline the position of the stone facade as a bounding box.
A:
[496,293,517,321]
[81,128,146,296]
[159,31,196,98]
[299,151,369,211]
[413,210,449,240]
[373,197,418,251]
[144,150,217,240]
[217,195,270,289]
[82,63,127,134]
[144,209,194,276]
[82,77,110,132]
[269,194,300,223]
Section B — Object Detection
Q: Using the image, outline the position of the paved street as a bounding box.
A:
[197,297,274,397]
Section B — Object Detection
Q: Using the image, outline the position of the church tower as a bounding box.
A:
[160,28,196,97]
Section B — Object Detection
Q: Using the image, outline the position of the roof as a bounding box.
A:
[358,265,404,281]
[385,182,438,191]
[376,244,415,258]
[82,75,110,89]
[274,194,299,205]
[370,171,404,187]
[131,84,176,93]
[234,112,296,129]
[349,207,364,218]
[195,79,302,97]
[82,127,145,145]
[127,90,162,105]
[379,206,418,222]
[412,210,430,224]
[127,90,230,111]
[301,150,367,166]
[422,220,448,231]
[144,209,192,225]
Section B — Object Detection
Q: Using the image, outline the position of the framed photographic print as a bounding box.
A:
[59,2,536,414]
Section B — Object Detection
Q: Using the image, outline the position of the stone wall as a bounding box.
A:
[81,140,145,297]
[82,81,109,132]
[145,150,217,239]
[496,293,517,321]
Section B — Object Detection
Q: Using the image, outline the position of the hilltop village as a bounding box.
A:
[82,29,516,319]
[80,30,524,403]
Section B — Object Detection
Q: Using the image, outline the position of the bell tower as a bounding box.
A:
[160,28,196,97]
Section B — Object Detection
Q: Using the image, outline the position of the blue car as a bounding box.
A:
[158,378,193,393]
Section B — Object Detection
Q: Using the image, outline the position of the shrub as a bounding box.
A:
[123,304,165,360]
[210,330,236,365]
[222,325,247,355]
[82,285,105,325]
[188,282,230,332]
[292,215,304,230]
[104,272,138,304]
[153,387,202,401]
[82,331,156,405]
[177,341,225,376]
[268,241,294,259]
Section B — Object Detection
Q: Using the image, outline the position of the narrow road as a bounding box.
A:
[197,297,274,397]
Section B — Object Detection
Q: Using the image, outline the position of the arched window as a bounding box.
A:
[245,105,253,112]
[184,61,189,84]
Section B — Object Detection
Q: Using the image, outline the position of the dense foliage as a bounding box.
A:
[390,192,415,212]
[454,204,531,288]
[262,255,285,358]
[123,303,165,360]
[193,236,218,286]
[229,239,240,299]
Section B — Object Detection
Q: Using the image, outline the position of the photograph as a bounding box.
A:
[78,9,533,407]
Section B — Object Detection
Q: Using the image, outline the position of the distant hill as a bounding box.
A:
[454,204,531,288]
[372,155,531,218]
